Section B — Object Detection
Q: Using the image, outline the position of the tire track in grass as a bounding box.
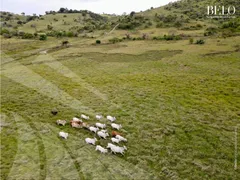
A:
[24,119,47,180]
[35,122,84,180]
[59,139,86,180]
[16,113,47,180]
[0,113,18,179]
[7,113,46,180]
[43,123,113,180]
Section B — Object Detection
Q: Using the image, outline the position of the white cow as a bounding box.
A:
[96,115,103,120]
[110,146,127,155]
[107,143,117,149]
[81,114,90,120]
[72,117,82,123]
[85,137,97,145]
[56,120,67,126]
[59,132,68,139]
[95,145,108,153]
[100,129,108,133]
[96,123,106,129]
[111,123,122,130]
[111,137,120,144]
[89,126,99,133]
[116,135,127,142]
[97,131,109,139]
[107,115,116,122]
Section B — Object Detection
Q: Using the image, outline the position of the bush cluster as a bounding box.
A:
[195,39,205,44]
[109,37,123,44]
[152,34,182,41]
[39,34,47,40]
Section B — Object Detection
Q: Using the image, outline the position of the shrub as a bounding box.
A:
[61,40,69,46]
[147,21,152,26]
[195,39,205,44]
[39,34,47,40]
[189,38,194,44]
[96,40,101,44]
[142,33,148,40]
[174,21,182,27]
[196,24,202,28]
[63,15,67,17]
[204,27,218,36]
[3,33,12,38]
[0,28,9,35]
[174,35,181,40]
[17,20,23,25]
[67,31,74,37]
[125,33,131,39]
[18,30,25,36]
[47,25,53,30]
[46,31,56,37]
[164,34,173,40]
[136,37,143,40]
[156,23,163,28]
[22,33,34,39]
[56,31,63,38]
[10,30,18,36]
[152,35,182,41]
[109,37,122,44]
[221,30,234,38]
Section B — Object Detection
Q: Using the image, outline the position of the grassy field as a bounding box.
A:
[1,32,240,179]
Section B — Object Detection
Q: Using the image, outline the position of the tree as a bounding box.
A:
[130,11,135,17]
[59,8,66,13]
[21,12,25,16]
[17,20,23,25]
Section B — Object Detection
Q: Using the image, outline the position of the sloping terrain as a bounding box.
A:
[1,34,240,179]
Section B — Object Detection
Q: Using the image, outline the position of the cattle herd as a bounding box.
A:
[57,114,128,155]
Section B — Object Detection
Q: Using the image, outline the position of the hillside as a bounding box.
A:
[0,0,239,41]
[19,12,108,34]
[0,11,27,29]
[1,0,240,38]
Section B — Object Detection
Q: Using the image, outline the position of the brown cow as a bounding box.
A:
[70,120,82,128]
[111,131,121,137]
